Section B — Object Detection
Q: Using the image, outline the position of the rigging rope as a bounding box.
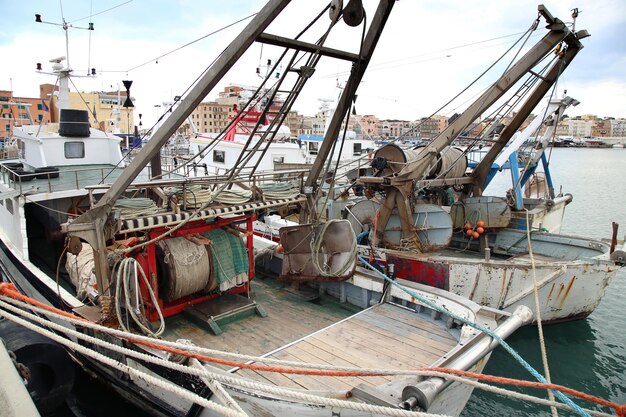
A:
[356,257,592,417]
[0,291,623,416]
[0,300,443,417]
[526,208,558,417]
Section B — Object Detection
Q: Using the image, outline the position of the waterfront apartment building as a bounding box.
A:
[415,117,442,139]
[189,101,235,135]
[610,119,626,137]
[0,89,51,140]
[353,115,380,137]
[380,119,413,138]
[1,84,135,139]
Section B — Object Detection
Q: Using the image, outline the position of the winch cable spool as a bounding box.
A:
[157,237,212,301]
[1,287,623,417]
[114,257,165,337]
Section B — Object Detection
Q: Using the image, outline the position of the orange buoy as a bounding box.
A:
[476,226,484,234]
[464,222,473,230]
[466,229,473,236]
[472,231,480,239]
[477,219,485,228]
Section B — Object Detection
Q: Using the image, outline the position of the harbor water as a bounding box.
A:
[463,147,626,416]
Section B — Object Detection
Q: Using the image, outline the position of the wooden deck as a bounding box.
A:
[235,303,457,391]
[163,276,458,392]
[162,276,360,362]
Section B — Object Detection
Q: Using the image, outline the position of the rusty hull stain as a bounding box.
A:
[557,275,577,309]
[546,282,556,305]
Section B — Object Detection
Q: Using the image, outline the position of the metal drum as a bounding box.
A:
[379,204,453,251]
[372,143,467,179]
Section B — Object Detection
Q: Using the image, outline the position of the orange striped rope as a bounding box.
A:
[0,282,90,324]
[1,282,624,415]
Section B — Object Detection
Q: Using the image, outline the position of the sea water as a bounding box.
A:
[462,147,626,416]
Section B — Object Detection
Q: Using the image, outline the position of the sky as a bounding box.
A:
[1,0,625,128]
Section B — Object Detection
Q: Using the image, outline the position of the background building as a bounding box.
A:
[0,89,51,141]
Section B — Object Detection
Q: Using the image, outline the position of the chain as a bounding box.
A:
[1,336,31,384]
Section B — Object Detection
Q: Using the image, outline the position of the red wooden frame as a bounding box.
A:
[131,214,256,321]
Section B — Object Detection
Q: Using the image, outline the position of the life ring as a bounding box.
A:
[9,169,36,182]
[35,166,60,179]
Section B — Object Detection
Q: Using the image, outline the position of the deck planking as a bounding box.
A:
[237,303,458,391]
[162,277,359,369]
[162,277,457,392]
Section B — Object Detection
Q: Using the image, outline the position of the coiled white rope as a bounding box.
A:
[114,257,165,337]
[114,197,160,217]
[310,219,358,277]
[0,299,614,417]
[259,181,300,199]
[164,185,252,208]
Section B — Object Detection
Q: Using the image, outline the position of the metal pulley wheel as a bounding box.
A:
[329,0,343,22]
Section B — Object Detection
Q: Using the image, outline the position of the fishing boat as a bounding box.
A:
[0,1,538,416]
[255,4,624,325]
[186,84,377,176]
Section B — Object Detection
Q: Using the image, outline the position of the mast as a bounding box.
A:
[359,5,588,250]
[303,0,396,220]
[62,0,397,317]
[469,39,586,195]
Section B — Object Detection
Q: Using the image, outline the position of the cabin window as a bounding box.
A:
[272,156,285,164]
[64,142,85,159]
[353,143,362,156]
[5,199,13,214]
[308,142,319,154]
[213,150,225,163]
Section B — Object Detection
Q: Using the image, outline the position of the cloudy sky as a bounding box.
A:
[1,0,625,128]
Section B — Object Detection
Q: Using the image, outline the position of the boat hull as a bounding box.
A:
[370,248,617,324]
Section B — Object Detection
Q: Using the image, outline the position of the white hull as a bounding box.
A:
[190,135,376,175]
[256,229,618,324]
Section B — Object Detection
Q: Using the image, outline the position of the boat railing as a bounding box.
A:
[82,167,309,195]
[0,164,178,196]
